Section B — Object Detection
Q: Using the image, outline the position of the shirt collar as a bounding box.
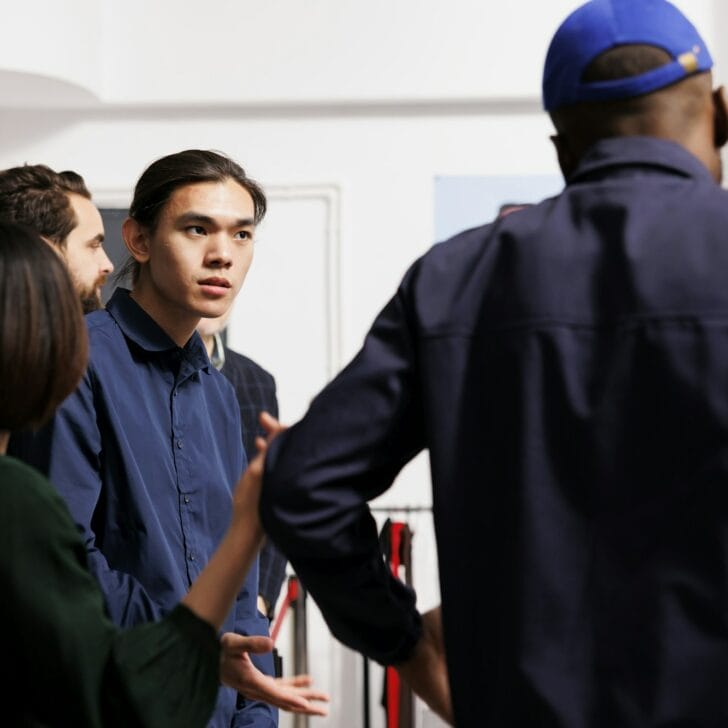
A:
[210,332,226,371]
[568,136,716,186]
[106,288,212,373]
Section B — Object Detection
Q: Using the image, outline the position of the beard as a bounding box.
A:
[80,290,104,314]
[78,274,108,314]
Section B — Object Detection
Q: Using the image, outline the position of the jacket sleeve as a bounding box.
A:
[23,366,168,626]
[260,276,425,666]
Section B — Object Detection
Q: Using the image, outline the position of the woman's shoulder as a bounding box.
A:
[0,456,70,521]
[0,454,51,489]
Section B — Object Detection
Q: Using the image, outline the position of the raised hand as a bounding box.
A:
[220,632,329,716]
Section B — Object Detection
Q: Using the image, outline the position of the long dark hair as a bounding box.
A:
[0,222,88,430]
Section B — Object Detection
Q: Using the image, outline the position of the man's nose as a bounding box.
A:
[205,234,233,268]
[100,246,114,275]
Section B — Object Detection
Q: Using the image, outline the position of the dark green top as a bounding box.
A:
[0,455,221,727]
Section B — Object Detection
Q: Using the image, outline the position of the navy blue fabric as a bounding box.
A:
[14,288,276,728]
[221,347,288,614]
[262,137,728,727]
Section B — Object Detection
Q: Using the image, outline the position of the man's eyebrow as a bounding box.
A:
[176,212,256,228]
[88,233,105,243]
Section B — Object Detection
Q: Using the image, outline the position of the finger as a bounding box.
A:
[242,683,330,716]
[271,683,330,703]
[274,675,330,701]
[223,634,274,654]
[277,674,313,687]
[271,695,329,716]
[295,703,329,716]
[259,411,286,439]
[260,693,330,716]
[243,636,274,654]
[291,688,330,702]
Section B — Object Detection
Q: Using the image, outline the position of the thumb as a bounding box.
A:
[259,411,286,439]
[222,633,274,655]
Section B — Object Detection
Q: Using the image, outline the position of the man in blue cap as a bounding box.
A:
[261,1,728,725]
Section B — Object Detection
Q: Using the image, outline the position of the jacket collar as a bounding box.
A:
[568,136,716,186]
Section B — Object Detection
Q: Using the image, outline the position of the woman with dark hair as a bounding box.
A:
[0,221,315,726]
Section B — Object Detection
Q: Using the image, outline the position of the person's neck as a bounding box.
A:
[129,285,199,348]
[0,431,9,455]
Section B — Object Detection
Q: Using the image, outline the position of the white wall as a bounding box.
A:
[5,0,720,106]
[1,1,726,726]
[0,0,103,104]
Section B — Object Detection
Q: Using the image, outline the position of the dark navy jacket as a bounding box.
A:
[15,289,276,727]
[261,137,728,727]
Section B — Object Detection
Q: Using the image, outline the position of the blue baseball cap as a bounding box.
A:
[542,0,713,112]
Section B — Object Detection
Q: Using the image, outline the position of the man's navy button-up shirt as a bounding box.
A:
[15,288,275,727]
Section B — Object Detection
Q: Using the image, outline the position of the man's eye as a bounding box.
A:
[186,225,206,235]
[234,230,253,240]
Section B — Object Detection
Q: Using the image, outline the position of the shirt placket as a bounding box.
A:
[171,354,202,585]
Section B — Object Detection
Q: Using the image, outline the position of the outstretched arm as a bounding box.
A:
[213,415,329,718]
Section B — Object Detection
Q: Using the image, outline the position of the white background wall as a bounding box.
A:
[2,2,726,726]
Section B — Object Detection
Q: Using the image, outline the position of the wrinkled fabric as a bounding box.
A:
[263,138,728,727]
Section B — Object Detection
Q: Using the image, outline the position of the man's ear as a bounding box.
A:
[122,217,150,263]
[713,86,728,149]
[550,133,577,180]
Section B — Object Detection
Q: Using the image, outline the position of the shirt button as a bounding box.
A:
[176,439,183,449]
[183,496,190,504]
[188,553,196,562]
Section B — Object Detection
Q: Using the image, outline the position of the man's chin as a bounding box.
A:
[80,291,104,314]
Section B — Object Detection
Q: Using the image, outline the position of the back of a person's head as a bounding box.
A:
[543,0,712,113]
[551,44,711,141]
[0,221,88,431]
[541,0,722,174]
[0,164,87,247]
